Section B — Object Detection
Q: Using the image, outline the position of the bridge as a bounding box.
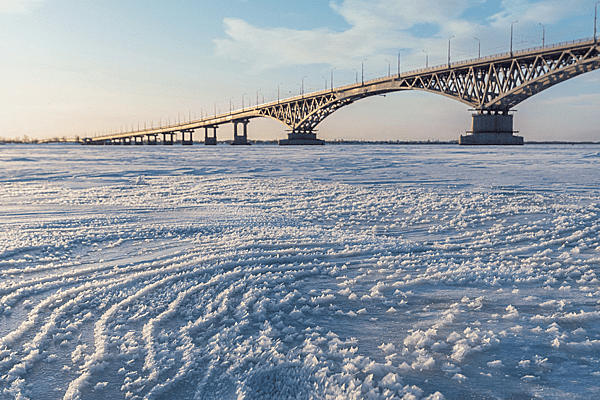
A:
[83,37,600,146]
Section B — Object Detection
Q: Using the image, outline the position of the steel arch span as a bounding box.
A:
[84,38,599,146]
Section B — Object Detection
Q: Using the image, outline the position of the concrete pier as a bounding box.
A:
[205,126,217,145]
[459,112,523,145]
[162,133,174,145]
[279,131,324,145]
[147,134,158,145]
[181,129,194,145]
[232,119,250,145]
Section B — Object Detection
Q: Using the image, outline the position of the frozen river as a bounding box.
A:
[1,143,599,399]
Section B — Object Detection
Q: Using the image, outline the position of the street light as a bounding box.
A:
[539,23,545,47]
[352,68,358,83]
[398,49,405,76]
[321,76,327,90]
[475,37,481,58]
[331,67,336,91]
[511,20,518,55]
[385,59,390,76]
[448,36,455,67]
[242,93,247,110]
[422,50,428,68]
[361,59,367,85]
[230,97,234,114]
[277,82,283,103]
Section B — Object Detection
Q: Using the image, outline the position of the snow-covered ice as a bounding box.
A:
[1,143,599,399]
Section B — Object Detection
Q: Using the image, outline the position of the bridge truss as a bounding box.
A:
[84,38,599,145]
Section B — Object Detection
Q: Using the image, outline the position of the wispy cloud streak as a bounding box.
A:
[0,0,45,14]
[214,0,595,71]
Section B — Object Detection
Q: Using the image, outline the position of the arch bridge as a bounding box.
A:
[83,37,600,146]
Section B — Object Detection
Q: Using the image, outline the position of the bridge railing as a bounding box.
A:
[405,36,596,75]
[87,36,597,140]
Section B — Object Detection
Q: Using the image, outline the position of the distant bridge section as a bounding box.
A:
[83,37,600,146]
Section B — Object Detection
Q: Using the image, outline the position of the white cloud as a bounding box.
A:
[540,93,600,107]
[488,0,589,26]
[0,0,45,13]
[214,0,595,71]
[214,0,483,71]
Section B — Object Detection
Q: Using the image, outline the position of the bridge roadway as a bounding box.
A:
[83,36,600,146]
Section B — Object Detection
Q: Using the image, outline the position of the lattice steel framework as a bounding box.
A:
[83,39,599,143]
[257,93,360,133]
[251,40,600,133]
[395,40,600,113]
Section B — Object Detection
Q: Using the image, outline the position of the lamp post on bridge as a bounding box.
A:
[511,20,518,56]
[448,35,455,68]
[422,50,428,68]
[230,97,234,114]
[331,68,336,91]
[301,76,307,96]
[595,2,599,43]
[361,59,367,85]
[242,94,246,110]
[475,37,481,58]
[539,23,545,47]
[385,59,390,77]
[398,49,404,77]
[352,69,358,83]
[321,76,327,90]
[277,83,283,103]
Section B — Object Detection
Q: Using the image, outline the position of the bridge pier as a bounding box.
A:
[162,132,174,145]
[123,137,132,145]
[134,136,144,145]
[205,126,217,145]
[460,111,523,145]
[279,131,324,145]
[181,129,194,145]
[232,119,250,145]
[147,134,158,145]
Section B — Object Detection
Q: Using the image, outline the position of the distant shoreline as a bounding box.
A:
[1,140,599,146]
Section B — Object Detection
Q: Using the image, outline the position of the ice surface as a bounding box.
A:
[0,143,599,399]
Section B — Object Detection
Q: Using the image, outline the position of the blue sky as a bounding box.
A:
[1,0,599,141]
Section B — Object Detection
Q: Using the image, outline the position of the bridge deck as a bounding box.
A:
[84,37,599,143]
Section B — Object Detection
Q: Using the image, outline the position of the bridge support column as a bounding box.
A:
[134,136,144,145]
[279,130,324,145]
[232,119,250,145]
[123,137,132,145]
[459,111,523,145]
[205,126,217,145]
[181,129,194,145]
[162,132,174,145]
[147,134,157,145]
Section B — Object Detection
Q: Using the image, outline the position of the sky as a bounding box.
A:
[1,0,599,142]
